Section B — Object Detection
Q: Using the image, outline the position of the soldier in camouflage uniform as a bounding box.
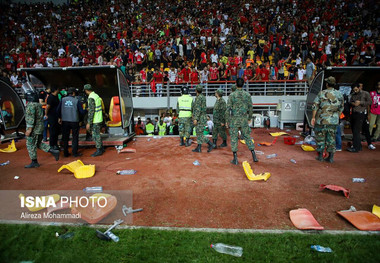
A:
[192,85,216,152]
[212,89,227,148]
[24,90,60,168]
[177,86,193,147]
[311,76,344,163]
[226,78,258,164]
[84,84,104,157]
[231,84,237,93]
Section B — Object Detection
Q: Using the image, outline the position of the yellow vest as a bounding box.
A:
[158,123,166,136]
[88,92,103,124]
[178,95,193,118]
[146,123,155,135]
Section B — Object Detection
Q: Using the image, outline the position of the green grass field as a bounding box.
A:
[0,224,379,263]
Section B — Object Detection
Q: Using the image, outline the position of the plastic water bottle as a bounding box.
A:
[266,154,277,159]
[0,160,10,166]
[352,178,365,183]
[193,160,200,166]
[106,231,119,242]
[83,186,103,193]
[290,159,297,163]
[311,245,332,253]
[210,243,243,257]
[117,169,137,175]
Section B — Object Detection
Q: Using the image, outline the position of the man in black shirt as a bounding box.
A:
[44,87,60,150]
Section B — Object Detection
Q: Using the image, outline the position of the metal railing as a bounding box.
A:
[130,80,308,97]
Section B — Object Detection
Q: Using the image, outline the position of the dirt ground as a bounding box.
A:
[1,128,379,230]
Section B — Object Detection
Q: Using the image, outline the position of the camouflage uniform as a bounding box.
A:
[212,97,227,140]
[312,88,344,153]
[87,97,103,149]
[25,102,51,160]
[226,89,255,152]
[192,93,208,144]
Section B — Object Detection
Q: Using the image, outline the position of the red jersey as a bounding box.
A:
[227,65,237,76]
[260,68,270,81]
[179,68,191,82]
[190,72,199,83]
[153,73,163,83]
[209,67,219,80]
[201,52,207,63]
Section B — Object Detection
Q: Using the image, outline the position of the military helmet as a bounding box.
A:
[216,89,223,96]
[196,85,203,93]
[182,86,189,95]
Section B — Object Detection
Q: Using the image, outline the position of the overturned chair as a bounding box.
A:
[58,160,95,179]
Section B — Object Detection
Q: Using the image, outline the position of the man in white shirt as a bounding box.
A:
[200,67,209,83]
[168,67,177,83]
[210,52,218,64]
[297,65,306,80]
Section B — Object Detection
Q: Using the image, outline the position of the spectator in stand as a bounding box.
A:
[151,69,164,97]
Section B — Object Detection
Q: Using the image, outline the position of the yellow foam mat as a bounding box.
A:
[270,132,288,137]
[240,139,255,144]
[373,205,380,218]
[242,161,271,181]
[0,140,17,153]
[58,160,95,179]
[19,193,60,212]
[301,145,315,151]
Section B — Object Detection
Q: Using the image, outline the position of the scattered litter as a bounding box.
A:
[125,158,131,160]
[14,176,19,180]
[285,129,291,132]
[319,184,350,198]
[295,141,304,145]
[0,160,10,166]
[83,186,103,193]
[293,135,300,138]
[337,210,380,231]
[153,136,162,139]
[193,160,200,166]
[372,205,380,218]
[341,206,357,212]
[304,135,316,145]
[122,205,143,216]
[147,138,151,141]
[95,219,123,242]
[266,154,277,159]
[59,232,75,239]
[58,160,95,179]
[290,159,297,164]
[117,169,137,175]
[243,161,271,181]
[240,139,254,144]
[255,150,264,155]
[19,261,34,263]
[55,232,59,237]
[289,208,324,230]
[257,143,261,146]
[311,245,332,253]
[0,140,17,153]
[118,148,136,154]
[284,137,296,145]
[133,138,136,141]
[192,180,197,183]
[114,146,123,151]
[352,178,365,183]
[211,243,243,257]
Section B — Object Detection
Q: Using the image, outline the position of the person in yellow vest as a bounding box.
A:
[158,119,166,136]
[84,84,104,157]
[176,86,193,146]
[145,118,155,136]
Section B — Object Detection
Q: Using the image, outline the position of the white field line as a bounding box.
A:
[0,220,378,235]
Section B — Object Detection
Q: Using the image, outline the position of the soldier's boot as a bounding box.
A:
[91,148,104,157]
[325,152,334,163]
[185,138,191,147]
[192,144,201,152]
[251,150,259,162]
[207,140,216,152]
[230,152,238,165]
[212,139,218,149]
[25,159,40,168]
[316,151,324,162]
[85,133,92,141]
[219,140,227,148]
[180,137,185,146]
[49,148,60,161]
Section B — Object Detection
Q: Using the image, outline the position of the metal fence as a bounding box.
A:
[130,80,308,97]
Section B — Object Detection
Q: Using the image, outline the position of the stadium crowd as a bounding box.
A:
[0,0,379,88]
